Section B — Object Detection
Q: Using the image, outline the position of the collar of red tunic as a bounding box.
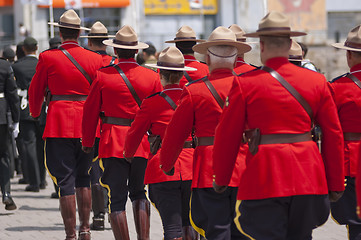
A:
[265,57,289,69]
[163,84,181,90]
[237,57,246,64]
[350,63,361,73]
[117,58,138,65]
[184,55,197,62]
[209,68,233,79]
[61,40,79,46]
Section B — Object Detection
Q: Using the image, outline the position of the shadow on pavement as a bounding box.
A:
[19,205,59,211]
[5,226,64,231]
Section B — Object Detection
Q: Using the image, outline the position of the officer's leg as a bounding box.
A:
[287,195,329,240]
[129,157,149,240]
[35,121,46,189]
[180,180,198,240]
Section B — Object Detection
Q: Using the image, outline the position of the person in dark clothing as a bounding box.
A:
[0,57,20,210]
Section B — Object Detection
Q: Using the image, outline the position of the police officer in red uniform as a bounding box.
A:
[228,24,255,75]
[29,10,103,240]
[81,25,162,240]
[124,46,198,240]
[212,12,345,239]
[165,26,209,88]
[160,27,251,240]
[81,20,117,231]
[329,25,361,240]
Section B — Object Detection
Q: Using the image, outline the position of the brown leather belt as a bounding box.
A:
[183,141,194,149]
[260,132,312,144]
[344,132,361,141]
[51,95,87,101]
[195,136,214,146]
[101,116,133,126]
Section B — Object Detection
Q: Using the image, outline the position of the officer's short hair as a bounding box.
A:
[59,27,80,40]
[143,44,156,56]
[89,38,107,47]
[115,48,137,59]
[159,69,183,84]
[176,41,196,54]
[260,36,291,51]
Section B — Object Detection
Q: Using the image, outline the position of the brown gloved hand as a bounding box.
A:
[82,146,94,154]
[329,191,344,202]
[213,181,227,194]
[123,151,133,163]
[163,167,175,176]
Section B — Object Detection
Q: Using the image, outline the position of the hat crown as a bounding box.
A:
[346,25,361,45]
[59,9,81,26]
[115,25,138,43]
[90,21,108,34]
[158,46,184,67]
[208,26,237,42]
[258,11,290,31]
[24,36,38,46]
[175,25,197,39]
[289,40,302,58]
[229,24,246,41]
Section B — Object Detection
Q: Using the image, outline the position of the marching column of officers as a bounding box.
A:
[2,7,361,240]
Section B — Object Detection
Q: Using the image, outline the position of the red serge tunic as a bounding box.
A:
[213,57,345,200]
[28,41,103,139]
[179,55,209,88]
[124,84,193,184]
[160,69,245,189]
[328,64,361,178]
[82,59,162,159]
[233,57,256,75]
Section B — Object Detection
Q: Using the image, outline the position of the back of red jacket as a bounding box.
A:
[179,55,209,88]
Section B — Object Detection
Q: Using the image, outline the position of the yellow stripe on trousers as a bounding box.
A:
[234,200,255,240]
[99,158,112,213]
[44,140,60,197]
[188,192,206,238]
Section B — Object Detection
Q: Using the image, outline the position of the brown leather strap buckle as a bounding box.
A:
[101,116,133,126]
[344,132,361,141]
[195,136,214,147]
[183,141,194,148]
[50,95,87,101]
[260,132,312,145]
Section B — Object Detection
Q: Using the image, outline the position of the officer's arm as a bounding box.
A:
[5,66,20,123]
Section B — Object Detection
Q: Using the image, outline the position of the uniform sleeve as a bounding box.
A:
[29,53,48,118]
[124,99,152,158]
[82,72,102,147]
[159,87,194,172]
[213,78,246,186]
[316,81,345,191]
[5,66,20,122]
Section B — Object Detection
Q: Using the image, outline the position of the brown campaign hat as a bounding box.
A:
[103,25,148,50]
[80,21,115,38]
[228,24,257,45]
[244,11,306,38]
[332,25,361,52]
[192,26,252,55]
[48,9,90,31]
[146,46,197,71]
[288,40,303,61]
[165,25,205,43]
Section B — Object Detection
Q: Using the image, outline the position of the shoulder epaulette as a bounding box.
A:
[146,92,161,99]
[185,76,206,87]
[330,73,348,83]
[236,66,261,77]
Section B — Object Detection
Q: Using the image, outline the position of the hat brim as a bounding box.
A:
[102,39,149,49]
[331,42,361,52]
[48,22,90,31]
[244,30,306,38]
[165,39,205,43]
[192,40,252,55]
[288,57,303,62]
[79,35,116,39]
[145,64,197,71]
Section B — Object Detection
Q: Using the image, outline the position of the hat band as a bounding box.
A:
[113,39,138,46]
[208,49,238,58]
[344,41,361,50]
[174,37,196,40]
[59,21,81,29]
[289,55,303,60]
[237,38,246,42]
[89,33,108,36]
[257,27,291,32]
[157,61,185,68]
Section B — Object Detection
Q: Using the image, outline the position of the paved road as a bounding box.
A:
[0,174,348,239]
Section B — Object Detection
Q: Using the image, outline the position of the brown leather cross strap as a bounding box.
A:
[113,65,142,107]
[184,72,193,82]
[159,92,177,110]
[344,132,361,141]
[261,66,313,121]
[101,116,133,126]
[51,95,87,101]
[202,77,224,109]
[59,47,92,85]
[195,136,214,147]
[346,73,361,90]
[259,132,312,144]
